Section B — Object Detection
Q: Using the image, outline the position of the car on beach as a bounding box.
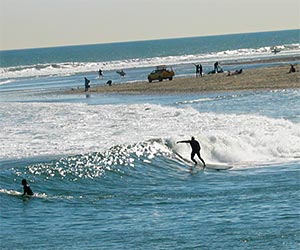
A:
[148,65,174,83]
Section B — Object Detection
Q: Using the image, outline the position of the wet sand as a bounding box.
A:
[66,63,299,95]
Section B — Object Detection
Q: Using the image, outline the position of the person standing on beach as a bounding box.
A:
[214,61,219,73]
[22,179,33,196]
[199,64,203,77]
[193,63,200,77]
[193,64,203,77]
[177,137,206,167]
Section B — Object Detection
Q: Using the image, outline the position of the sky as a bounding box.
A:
[1,0,299,50]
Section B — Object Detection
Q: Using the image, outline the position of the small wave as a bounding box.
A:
[0,79,13,85]
[176,97,216,104]
[22,139,171,181]
[0,188,48,199]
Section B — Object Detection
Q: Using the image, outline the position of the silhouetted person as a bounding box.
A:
[84,77,90,92]
[22,179,33,196]
[106,80,112,86]
[177,137,206,167]
[214,61,219,73]
[199,64,203,77]
[193,63,202,77]
[98,69,103,78]
[289,64,296,73]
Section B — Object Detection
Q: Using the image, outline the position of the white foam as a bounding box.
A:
[0,79,13,85]
[1,43,299,80]
[1,102,299,168]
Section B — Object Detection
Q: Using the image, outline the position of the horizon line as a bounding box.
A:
[1,28,299,53]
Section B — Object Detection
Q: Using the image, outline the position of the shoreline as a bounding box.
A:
[65,63,300,95]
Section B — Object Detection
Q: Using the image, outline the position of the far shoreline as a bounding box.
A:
[64,60,299,95]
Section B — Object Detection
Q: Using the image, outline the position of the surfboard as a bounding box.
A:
[204,163,233,171]
[174,152,233,171]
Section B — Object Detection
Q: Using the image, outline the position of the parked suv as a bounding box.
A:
[148,65,174,83]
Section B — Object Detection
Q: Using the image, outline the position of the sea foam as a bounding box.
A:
[1,102,299,167]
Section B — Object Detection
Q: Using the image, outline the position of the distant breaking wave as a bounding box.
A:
[1,43,299,81]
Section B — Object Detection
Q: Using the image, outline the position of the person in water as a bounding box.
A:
[84,77,90,92]
[177,137,206,167]
[22,179,33,196]
[98,69,103,78]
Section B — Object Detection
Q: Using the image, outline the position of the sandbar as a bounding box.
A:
[65,64,299,95]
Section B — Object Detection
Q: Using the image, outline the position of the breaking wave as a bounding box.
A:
[1,102,299,168]
[1,43,299,81]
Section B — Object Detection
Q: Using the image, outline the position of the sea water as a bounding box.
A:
[0,30,300,249]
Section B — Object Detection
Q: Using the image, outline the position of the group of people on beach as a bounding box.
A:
[84,68,127,91]
[193,61,226,77]
[193,63,203,77]
[83,62,296,92]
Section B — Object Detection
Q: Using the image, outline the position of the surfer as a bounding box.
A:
[84,77,90,92]
[177,137,206,167]
[22,179,33,196]
[98,69,103,78]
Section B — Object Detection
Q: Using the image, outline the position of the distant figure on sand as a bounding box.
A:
[193,63,203,77]
[116,70,126,77]
[214,61,219,73]
[98,69,103,78]
[84,77,90,92]
[177,137,206,167]
[228,69,243,76]
[289,64,296,73]
[209,61,223,74]
[22,179,33,196]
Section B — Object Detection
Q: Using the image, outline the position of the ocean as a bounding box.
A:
[0,30,300,249]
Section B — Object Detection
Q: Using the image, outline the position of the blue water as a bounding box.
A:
[0,30,300,249]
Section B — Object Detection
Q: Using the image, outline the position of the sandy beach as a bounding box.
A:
[66,63,299,95]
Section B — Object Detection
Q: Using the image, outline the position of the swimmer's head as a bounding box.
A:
[22,179,27,185]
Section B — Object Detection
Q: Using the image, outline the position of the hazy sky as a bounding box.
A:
[1,0,299,50]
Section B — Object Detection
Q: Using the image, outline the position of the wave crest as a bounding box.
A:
[1,43,299,81]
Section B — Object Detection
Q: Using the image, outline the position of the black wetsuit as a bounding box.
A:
[84,77,90,92]
[178,139,206,166]
[23,184,33,196]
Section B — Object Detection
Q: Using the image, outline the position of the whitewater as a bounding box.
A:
[1,101,300,168]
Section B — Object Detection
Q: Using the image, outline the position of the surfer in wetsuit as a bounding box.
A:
[177,137,206,167]
[98,69,103,78]
[22,179,33,196]
[84,77,90,92]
